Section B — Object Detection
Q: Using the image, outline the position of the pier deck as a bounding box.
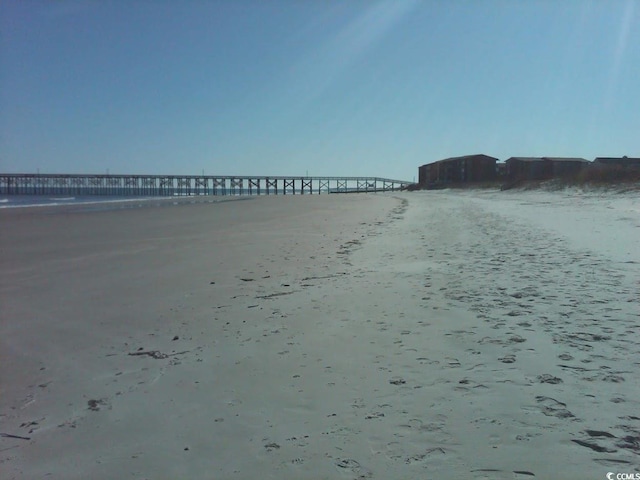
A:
[0,174,410,196]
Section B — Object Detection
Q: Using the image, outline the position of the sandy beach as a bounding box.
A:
[1,190,639,479]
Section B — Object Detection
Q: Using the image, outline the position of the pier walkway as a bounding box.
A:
[0,174,410,196]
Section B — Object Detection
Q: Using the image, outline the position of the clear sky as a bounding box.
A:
[1,0,638,181]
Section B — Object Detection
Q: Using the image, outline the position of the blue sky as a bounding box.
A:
[1,0,638,181]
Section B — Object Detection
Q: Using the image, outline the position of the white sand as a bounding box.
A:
[1,190,638,479]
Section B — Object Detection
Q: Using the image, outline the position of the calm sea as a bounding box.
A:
[0,195,256,212]
[0,195,174,209]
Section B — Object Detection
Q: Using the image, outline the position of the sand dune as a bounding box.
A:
[1,190,638,479]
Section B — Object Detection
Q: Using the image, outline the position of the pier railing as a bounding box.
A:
[0,174,410,196]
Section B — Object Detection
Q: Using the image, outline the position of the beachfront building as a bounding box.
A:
[418,154,498,188]
[544,157,590,178]
[588,156,640,182]
[594,156,640,168]
[505,156,589,181]
[505,157,549,181]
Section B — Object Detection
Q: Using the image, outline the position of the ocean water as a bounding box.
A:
[0,195,172,209]
[0,195,261,214]
[0,187,349,210]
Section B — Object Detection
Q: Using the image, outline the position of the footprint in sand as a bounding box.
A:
[499,354,516,364]
[87,398,110,412]
[335,458,372,478]
[365,412,385,420]
[445,357,461,368]
[593,458,634,467]
[537,374,563,384]
[535,396,575,419]
[571,438,617,453]
[264,442,280,452]
[404,447,446,465]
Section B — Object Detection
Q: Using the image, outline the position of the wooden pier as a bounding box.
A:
[0,174,410,196]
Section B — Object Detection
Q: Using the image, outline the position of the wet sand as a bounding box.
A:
[1,190,638,479]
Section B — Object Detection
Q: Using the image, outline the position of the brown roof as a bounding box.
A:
[542,157,589,163]
[438,154,499,162]
[505,157,544,162]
